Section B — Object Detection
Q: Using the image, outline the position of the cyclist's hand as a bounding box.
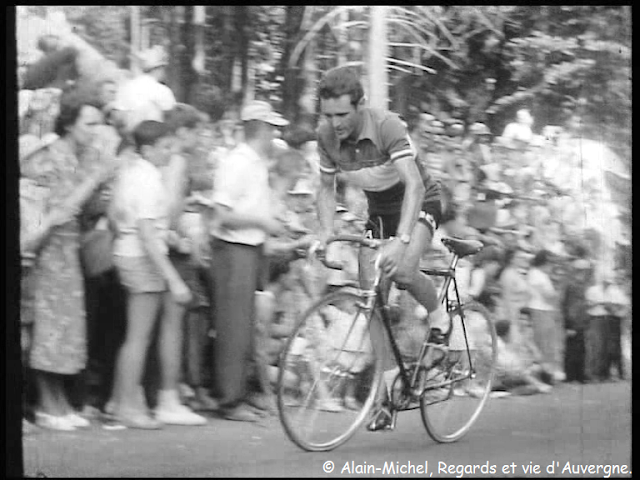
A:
[378,237,407,278]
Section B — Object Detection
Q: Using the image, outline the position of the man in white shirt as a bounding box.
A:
[115,46,177,134]
[207,101,289,422]
[585,270,629,381]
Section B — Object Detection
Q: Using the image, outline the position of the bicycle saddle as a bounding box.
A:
[441,237,484,258]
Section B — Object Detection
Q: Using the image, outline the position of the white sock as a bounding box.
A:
[383,367,400,397]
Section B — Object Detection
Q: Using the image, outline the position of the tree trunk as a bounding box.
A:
[130,6,141,75]
[219,6,237,100]
[165,7,184,100]
[367,6,389,110]
[337,9,348,64]
[180,6,199,103]
[280,6,306,122]
[236,6,251,107]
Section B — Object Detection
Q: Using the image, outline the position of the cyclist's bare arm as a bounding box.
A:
[392,157,426,238]
[317,170,337,242]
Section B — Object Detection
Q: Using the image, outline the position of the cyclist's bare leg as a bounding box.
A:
[362,223,447,431]
[356,246,396,430]
[393,221,448,332]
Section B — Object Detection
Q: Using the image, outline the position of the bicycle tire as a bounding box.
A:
[420,300,497,443]
[277,288,384,452]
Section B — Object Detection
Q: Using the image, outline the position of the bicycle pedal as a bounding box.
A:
[366,407,395,432]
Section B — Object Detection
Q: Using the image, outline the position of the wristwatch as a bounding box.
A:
[399,233,411,245]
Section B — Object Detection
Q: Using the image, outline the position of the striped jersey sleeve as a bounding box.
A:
[317,133,338,175]
[380,114,415,164]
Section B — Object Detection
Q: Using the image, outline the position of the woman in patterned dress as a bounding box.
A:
[23,91,116,431]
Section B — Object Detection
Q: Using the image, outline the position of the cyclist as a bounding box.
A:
[315,66,448,431]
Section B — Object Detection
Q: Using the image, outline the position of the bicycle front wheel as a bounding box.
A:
[277,288,384,452]
[420,301,497,443]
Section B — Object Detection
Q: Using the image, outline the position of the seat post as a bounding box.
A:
[449,253,460,272]
[437,254,459,306]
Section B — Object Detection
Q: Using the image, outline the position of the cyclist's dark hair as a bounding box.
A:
[318,66,365,106]
[133,120,172,152]
[165,103,204,132]
[54,89,102,137]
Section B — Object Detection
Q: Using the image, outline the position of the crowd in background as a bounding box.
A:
[19,43,631,434]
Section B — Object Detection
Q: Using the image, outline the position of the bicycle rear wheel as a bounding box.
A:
[420,301,496,443]
[277,288,384,452]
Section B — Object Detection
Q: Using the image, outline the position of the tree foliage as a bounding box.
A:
[25,6,629,163]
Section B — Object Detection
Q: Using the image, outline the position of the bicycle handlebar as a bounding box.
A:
[307,234,383,270]
[325,234,382,250]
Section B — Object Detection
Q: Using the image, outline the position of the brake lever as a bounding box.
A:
[308,240,344,270]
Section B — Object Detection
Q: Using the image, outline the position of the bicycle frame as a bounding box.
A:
[363,249,475,407]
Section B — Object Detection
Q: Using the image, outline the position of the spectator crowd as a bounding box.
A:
[18,40,631,436]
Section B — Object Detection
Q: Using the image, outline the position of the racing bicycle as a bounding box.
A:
[276,233,497,451]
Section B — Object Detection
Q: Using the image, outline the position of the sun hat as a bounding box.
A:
[240,100,289,127]
[138,46,169,72]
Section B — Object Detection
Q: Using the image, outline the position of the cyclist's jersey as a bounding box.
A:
[317,107,441,216]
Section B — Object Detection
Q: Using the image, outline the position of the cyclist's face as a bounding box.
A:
[320,94,362,141]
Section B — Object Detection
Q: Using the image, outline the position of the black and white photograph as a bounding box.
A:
[11,5,630,477]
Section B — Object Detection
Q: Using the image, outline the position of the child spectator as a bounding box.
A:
[108,120,206,429]
[527,249,562,383]
[492,320,552,396]
[497,247,531,344]
[162,104,217,411]
[469,247,503,315]
[253,148,317,410]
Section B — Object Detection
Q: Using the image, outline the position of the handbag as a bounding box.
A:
[79,217,115,278]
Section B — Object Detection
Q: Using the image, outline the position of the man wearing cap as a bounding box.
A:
[315,66,447,431]
[114,46,177,134]
[207,100,289,422]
